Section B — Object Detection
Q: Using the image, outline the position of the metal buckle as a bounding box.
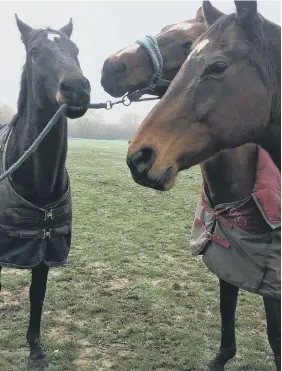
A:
[150,74,160,90]
[44,209,54,221]
[211,211,219,221]
[106,100,113,110]
[127,90,142,102]
[42,229,51,239]
[122,95,131,106]
[205,231,212,240]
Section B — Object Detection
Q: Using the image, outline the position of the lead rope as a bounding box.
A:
[0,104,68,183]
[0,89,161,184]
[0,35,171,183]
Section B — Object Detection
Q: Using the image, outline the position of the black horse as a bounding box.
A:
[0,15,90,369]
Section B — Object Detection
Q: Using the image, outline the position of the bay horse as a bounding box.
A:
[101,5,207,98]
[0,15,90,369]
[127,0,281,174]
[103,2,281,370]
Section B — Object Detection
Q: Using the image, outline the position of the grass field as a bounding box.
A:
[0,140,275,371]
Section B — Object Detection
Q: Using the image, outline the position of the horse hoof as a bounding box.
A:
[28,356,47,371]
[208,360,225,371]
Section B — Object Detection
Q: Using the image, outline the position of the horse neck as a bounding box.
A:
[258,18,281,170]
[260,117,281,171]
[200,144,258,206]
[5,68,68,207]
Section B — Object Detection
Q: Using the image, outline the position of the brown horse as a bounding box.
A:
[127,0,281,183]
[101,7,209,98]
[103,2,281,370]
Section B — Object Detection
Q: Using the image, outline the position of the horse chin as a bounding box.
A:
[101,81,128,98]
[111,85,136,98]
[56,100,88,119]
[132,166,177,192]
[65,107,88,119]
[158,166,177,191]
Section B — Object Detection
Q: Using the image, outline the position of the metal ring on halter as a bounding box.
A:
[122,95,132,106]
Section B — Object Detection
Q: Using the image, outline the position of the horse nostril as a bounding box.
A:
[104,59,127,75]
[82,78,90,91]
[130,147,156,174]
[114,62,127,74]
[59,81,73,95]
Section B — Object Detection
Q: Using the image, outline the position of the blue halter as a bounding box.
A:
[135,35,170,94]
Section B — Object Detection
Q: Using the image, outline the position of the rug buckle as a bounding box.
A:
[44,209,54,220]
[205,231,212,240]
[42,229,51,239]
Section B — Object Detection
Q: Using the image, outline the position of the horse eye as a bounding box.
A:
[210,61,228,74]
[182,42,191,55]
[30,47,39,58]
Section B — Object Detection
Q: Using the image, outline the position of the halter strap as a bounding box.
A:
[134,35,171,95]
[136,36,163,80]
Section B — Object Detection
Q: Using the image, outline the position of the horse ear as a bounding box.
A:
[202,1,225,27]
[235,1,257,24]
[60,18,73,38]
[196,7,204,21]
[15,14,33,44]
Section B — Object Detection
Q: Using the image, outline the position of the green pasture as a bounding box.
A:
[0,139,274,371]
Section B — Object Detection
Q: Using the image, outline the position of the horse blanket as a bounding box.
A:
[190,146,281,299]
[0,123,72,268]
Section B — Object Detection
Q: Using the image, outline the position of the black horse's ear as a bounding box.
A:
[202,1,225,27]
[60,18,73,37]
[196,6,205,21]
[15,14,33,44]
[235,1,257,25]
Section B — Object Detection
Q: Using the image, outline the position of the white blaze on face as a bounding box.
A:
[169,22,194,32]
[187,38,209,61]
[115,43,140,57]
[47,33,60,41]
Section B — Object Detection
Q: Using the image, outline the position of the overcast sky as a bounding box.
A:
[0,1,280,123]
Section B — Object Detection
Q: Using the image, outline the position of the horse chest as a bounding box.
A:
[190,146,281,300]
[0,124,72,268]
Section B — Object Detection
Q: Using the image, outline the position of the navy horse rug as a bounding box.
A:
[190,146,281,300]
[0,123,72,268]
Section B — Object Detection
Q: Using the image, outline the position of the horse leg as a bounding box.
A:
[27,263,49,369]
[264,297,281,371]
[208,279,239,371]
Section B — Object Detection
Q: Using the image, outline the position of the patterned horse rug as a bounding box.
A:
[191,146,281,299]
[0,123,72,268]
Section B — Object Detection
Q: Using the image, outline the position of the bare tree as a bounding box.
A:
[68,111,141,140]
[118,113,141,139]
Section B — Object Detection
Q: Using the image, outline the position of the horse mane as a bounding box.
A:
[17,65,27,115]
[196,14,236,42]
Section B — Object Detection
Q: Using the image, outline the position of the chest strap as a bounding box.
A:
[7,225,71,239]
[44,204,70,220]
[194,218,230,249]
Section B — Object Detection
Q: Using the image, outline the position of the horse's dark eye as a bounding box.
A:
[182,42,191,49]
[182,42,191,55]
[210,61,228,74]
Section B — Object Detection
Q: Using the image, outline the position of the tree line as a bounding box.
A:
[68,111,141,140]
[0,101,140,140]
